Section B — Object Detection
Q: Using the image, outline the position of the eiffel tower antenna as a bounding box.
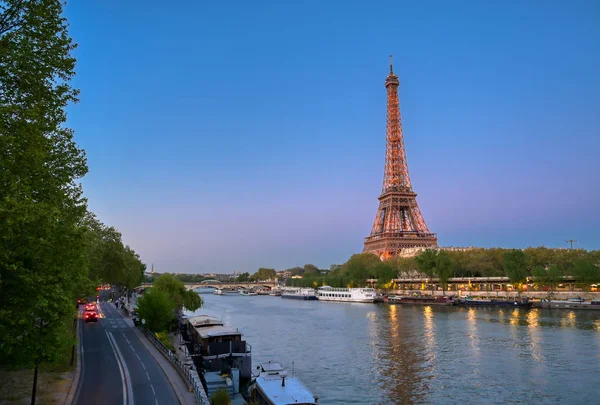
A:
[363,58,438,260]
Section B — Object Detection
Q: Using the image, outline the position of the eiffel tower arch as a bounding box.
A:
[363,57,438,260]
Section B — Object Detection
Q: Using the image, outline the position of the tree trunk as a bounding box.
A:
[31,363,38,405]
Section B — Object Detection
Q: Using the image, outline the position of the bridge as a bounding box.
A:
[140,281,279,290]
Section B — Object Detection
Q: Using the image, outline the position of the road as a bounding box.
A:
[74,300,180,405]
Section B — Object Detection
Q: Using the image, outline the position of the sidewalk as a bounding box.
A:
[117,307,198,405]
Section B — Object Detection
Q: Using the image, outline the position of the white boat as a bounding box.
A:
[213,288,238,295]
[248,361,318,405]
[281,287,317,300]
[316,286,375,303]
[240,290,258,296]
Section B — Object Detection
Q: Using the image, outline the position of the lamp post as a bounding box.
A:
[566,239,576,249]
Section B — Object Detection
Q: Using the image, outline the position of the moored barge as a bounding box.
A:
[248,361,318,405]
[456,298,532,308]
[388,295,456,306]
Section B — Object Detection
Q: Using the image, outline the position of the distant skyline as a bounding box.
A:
[65,1,600,273]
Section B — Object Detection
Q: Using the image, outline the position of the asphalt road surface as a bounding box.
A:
[74,299,179,405]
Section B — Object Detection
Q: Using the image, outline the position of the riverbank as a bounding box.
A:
[383,289,600,300]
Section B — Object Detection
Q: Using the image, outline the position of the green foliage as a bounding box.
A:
[155,331,175,352]
[252,268,276,281]
[236,272,250,282]
[183,289,203,312]
[152,274,203,312]
[136,289,175,332]
[503,250,528,291]
[210,388,231,405]
[435,251,453,294]
[0,0,89,368]
[84,214,145,289]
[569,259,600,290]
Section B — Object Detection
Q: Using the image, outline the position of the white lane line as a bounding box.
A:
[155,399,159,405]
[145,371,150,381]
[106,331,135,405]
[105,331,127,405]
[150,384,156,395]
[141,361,146,370]
[135,353,141,361]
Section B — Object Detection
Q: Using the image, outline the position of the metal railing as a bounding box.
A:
[139,326,210,405]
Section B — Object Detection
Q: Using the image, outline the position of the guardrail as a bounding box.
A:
[139,325,210,405]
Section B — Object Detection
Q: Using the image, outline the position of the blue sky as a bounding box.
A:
[64,0,600,273]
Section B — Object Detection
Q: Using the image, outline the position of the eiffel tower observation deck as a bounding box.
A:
[363,57,438,260]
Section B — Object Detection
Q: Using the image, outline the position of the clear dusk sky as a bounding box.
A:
[64,1,600,273]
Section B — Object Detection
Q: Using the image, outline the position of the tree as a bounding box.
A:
[503,250,527,294]
[153,274,202,312]
[236,272,250,282]
[136,289,176,332]
[569,259,600,291]
[435,251,453,295]
[0,3,90,403]
[252,268,276,281]
[303,264,319,275]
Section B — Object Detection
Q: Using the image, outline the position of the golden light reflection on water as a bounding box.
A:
[526,309,544,363]
[423,306,436,365]
[595,319,600,331]
[375,305,427,404]
[561,311,577,328]
[509,309,521,326]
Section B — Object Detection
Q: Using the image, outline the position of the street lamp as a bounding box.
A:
[566,239,576,249]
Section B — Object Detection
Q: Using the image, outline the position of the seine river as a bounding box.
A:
[187,293,600,404]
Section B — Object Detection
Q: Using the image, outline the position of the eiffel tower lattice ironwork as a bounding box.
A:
[363,56,438,259]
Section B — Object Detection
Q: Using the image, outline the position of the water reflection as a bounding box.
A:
[375,305,428,405]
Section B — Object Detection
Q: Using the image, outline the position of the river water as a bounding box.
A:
[187,293,600,404]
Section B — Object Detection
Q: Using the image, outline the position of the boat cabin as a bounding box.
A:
[250,362,318,405]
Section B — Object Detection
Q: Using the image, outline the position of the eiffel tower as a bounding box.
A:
[363,57,438,260]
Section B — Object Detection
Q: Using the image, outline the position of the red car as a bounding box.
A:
[84,312,98,322]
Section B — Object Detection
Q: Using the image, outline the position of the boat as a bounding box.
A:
[240,290,258,296]
[181,314,252,404]
[214,288,239,295]
[248,361,319,405]
[316,286,375,303]
[388,295,456,306]
[455,297,532,308]
[281,287,318,300]
[538,299,600,310]
[268,290,282,297]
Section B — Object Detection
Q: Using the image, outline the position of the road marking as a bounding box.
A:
[150,384,156,395]
[155,399,159,405]
[135,353,141,361]
[141,362,146,370]
[145,371,150,381]
[106,331,134,405]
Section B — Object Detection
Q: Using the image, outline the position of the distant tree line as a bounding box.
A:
[285,248,600,292]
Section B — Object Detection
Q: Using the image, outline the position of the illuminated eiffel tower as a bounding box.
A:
[363,57,438,260]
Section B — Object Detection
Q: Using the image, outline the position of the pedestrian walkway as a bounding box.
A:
[116,306,198,405]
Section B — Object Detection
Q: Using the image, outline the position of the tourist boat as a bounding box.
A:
[268,290,282,297]
[248,361,319,405]
[281,287,318,300]
[316,286,375,303]
[181,314,252,403]
[214,288,239,295]
[455,297,532,308]
[388,295,456,306]
[240,290,258,296]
